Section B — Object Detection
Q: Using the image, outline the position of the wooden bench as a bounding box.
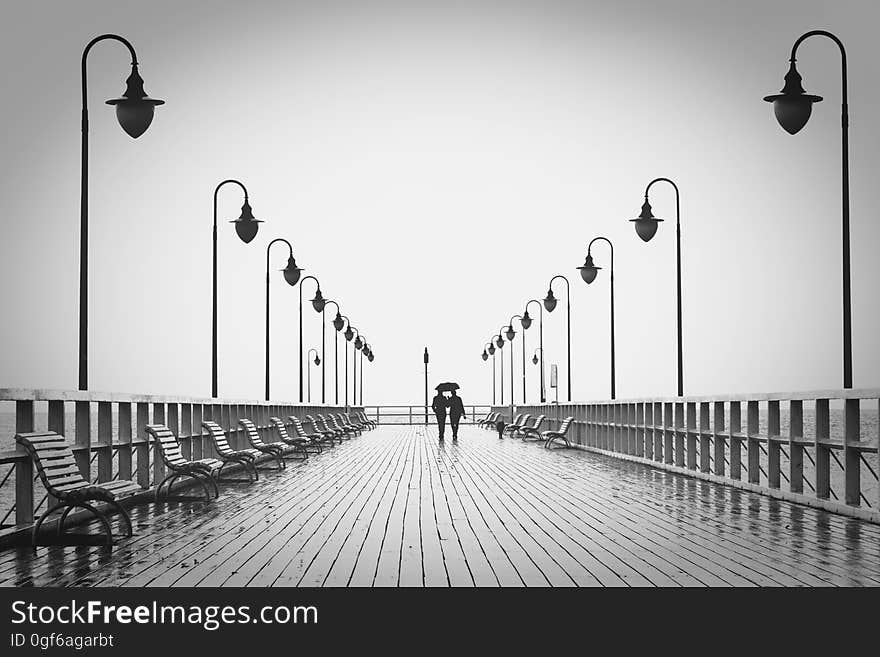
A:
[146,424,222,502]
[354,411,376,429]
[543,417,575,449]
[503,414,530,437]
[340,412,368,432]
[201,421,261,482]
[269,417,310,457]
[322,414,358,438]
[333,413,362,436]
[307,415,344,443]
[289,416,335,450]
[239,419,287,469]
[16,431,141,551]
[518,414,547,440]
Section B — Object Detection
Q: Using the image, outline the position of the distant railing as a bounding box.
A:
[361,404,493,426]
[0,388,356,542]
[496,388,880,523]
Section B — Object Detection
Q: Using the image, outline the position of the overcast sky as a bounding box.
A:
[1,0,878,405]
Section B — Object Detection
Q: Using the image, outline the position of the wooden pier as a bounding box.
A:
[2,424,879,587]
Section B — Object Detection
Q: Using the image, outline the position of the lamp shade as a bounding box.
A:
[333,312,345,332]
[368,352,374,362]
[505,325,515,341]
[488,343,496,355]
[543,289,557,313]
[481,350,488,361]
[495,334,504,349]
[763,62,823,135]
[521,311,532,330]
[532,354,539,365]
[282,256,302,286]
[344,327,354,341]
[314,355,321,366]
[578,254,600,284]
[232,200,262,244]
[354,336,363,350]
[105,65,164,138]
[630,198,662,243]
[311,288,326,312]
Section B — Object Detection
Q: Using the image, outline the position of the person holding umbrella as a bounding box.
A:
[447,388,466,441]
[431,384,450,441]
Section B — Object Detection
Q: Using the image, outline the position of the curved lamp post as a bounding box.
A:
[355,333,365,406]
[298,276,323,403]
[481,341,496,405]
[351,327,362,406]
[337,315,352,407]
[578,236,615,399]
[522,299,545,402]
[325,300,342,404]
[495,326,508,406]
[80,34,163,390]
[307,348,321,402]
[213,178,262,397]
[265,239,301,400]
[507,314,525,404]
[631,178,683,396]
[763,30,852,389]
[543,275,571,401]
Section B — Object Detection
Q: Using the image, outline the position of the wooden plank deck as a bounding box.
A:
[2,424,879,587]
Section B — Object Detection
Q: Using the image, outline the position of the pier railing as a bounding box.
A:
[495,387,880,523]
[0,388,356,542]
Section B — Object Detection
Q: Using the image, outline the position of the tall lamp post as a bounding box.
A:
[337,315,352,407]
[355,333,365,406]
[310,287,328,403]
[424,347,429,424]
[543,275,571,401]
[481,342,496,404]
[522,300,544,402]
[326,301,343,404]
[299,276,322,402]
[506,315,525,404]
[763,30,852,388]
[495,326,507,406]
[631,177,683,396]
[307,349,320,403]
[578,236,616,399]
[81,34,164,390]
[265,239,302,400]
[350,327,361,406]
[213,178,262,397]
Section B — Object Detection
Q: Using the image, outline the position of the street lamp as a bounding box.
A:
[631,178,683,396]
[80,34,163,390]
[212,179,262,397]
[523,299,545,403]
[356,334,365,406]
[325,300,342,404]
[265,239,301,400]
[764,30,853,389]
[350,326,361,407]
[482,341,496,404]
[307,348,320,403]
[508,315,526,404]
[543,275,571,401]
[336,315,352,407]
[299,276,325,403]
[578,236,616,399]
[495,326,508,405]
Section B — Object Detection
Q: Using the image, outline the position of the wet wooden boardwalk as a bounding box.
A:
[2,425,880,587]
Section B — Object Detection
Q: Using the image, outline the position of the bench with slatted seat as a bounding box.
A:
[145,424,222,502]
[333,413,362,436]
[307,414,345,443]
[476,411,493,428]
[322,413,358,438]
[239,418,286,469]
[340,412,368,432]
[269,417,310,458]
[16,431,141,551]
[479,412,499,429]
[288,416,333,450]
[518,414,547,440]
[503,414,530,437]
[543,417,575,449]
[354,411,376,429]
[201,421,260,482]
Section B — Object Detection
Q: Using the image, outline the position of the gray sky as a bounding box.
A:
[1,0,878,404]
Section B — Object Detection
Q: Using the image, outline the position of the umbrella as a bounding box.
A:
[435,382,460,392]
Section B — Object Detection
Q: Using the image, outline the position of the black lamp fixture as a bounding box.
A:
[505,324,516,342]
[578,236,616,399]
[542,275,571,401]
[212,179,262,398]
[495,333,505,349]
[487,342,496,355]
[80,34,164,392]
[523,299,545,403]
[763,30,853,390]
[543,289,558,313]
[298,275,323,403]
[481,349,488,361]
[521,311,532,330]
[344,326,355,342]
[311,287,327,312]
[631,178,683,396]
[332,310,345,332]
[265,238,300,401]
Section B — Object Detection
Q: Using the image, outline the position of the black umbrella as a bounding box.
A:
[435,382,460,392]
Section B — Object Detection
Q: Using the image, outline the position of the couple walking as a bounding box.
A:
[431,388,465,441]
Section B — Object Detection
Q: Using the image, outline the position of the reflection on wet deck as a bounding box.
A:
[2,425,879,587]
